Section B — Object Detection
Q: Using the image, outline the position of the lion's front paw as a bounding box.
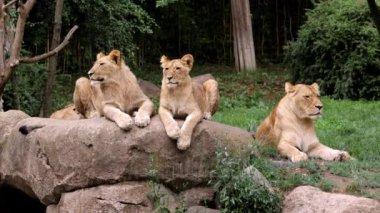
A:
[115,115,134,131]
[203,112,212,120]
[177,135,191,150]
[290,152,308,162]
[333,151,351,161]
[134,114,150,127]
[166,125,181,139]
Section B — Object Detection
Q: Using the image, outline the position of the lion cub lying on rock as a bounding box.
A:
[51,50,154,130]
[159,54,219,150]
[256,82,351,162]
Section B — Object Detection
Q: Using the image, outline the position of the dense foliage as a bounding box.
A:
[3,63,47,116]
[285,0,380,100]
[210,147,281,213]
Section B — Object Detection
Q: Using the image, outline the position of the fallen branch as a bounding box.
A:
[18,25,78,64]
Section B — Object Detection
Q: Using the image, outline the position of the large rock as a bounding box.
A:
[46,181,178,213]
[283,186,380,213]
[138,79,161,98]
[0,110,253,205]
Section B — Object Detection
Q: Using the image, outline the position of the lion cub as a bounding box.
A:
[256,82,351,162]
[159,54,219,150]
[72,50,154,130]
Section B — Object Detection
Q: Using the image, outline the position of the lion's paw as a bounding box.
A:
[134,114,150,127]
[166,126,181,139]
[203,112,212,120]
[177,135,191,150]
[333,151,351,161]
[290,152,308,162]
[115,115,134,131]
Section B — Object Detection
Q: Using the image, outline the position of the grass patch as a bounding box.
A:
[188,65,380,199]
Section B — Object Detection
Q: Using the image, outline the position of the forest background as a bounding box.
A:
[1,0,315,116]
[1,0,380,210]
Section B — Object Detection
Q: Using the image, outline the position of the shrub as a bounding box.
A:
[3,63,48,116]
[285,0,380,100]
[210,147,281,213]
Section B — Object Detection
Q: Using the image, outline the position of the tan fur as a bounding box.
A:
[52,50,154,130]
[159,54,219,150]
[50,104,83,120]
[256,82,351,162]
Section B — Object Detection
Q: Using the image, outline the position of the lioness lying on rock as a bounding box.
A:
[51,50,154,130]
[159,54,219,150]
[256,82,351,162]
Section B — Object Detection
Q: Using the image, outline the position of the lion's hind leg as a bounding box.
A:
[74,77,98,118]
[202,79,219,119]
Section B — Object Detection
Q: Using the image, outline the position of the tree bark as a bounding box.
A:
[41,0,64,117]
[367,0,380,35]
[231,0,256,71]
[0,0,77,100]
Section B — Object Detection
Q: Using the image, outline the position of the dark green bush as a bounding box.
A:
[3,63,48,116]
[285,0,380,100]
[210,147,281,213]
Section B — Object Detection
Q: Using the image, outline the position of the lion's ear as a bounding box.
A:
[96,52,105,60]
[181,54,194,69]
[311,83,320,92]
[109,50,121,65]
[160,55,169,67]
[285,82,295,93]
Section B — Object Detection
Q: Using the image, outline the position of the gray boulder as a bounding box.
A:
[0,110,253,205]
[46,181,178,213]
[283,185,380,213]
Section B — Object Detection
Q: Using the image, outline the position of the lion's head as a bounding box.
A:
[160,54,193,89]
[88,50,123,85]
[285,82,323,120]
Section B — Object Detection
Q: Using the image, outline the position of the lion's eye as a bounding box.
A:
[175,67,180,71]
[165,67,169,70]
[99,63,105,66]
[304,95,310,99]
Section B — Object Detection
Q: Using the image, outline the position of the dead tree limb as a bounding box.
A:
[19,25,78,64]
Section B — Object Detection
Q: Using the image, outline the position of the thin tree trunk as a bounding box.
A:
[41,0,64,117]
[0,0,76,101]
[367,0,380,35]
[231,0,256,71]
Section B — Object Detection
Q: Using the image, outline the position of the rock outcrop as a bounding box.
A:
[283,186,380,213]
[0,110,253,208]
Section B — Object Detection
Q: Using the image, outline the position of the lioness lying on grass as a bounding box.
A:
[256,82,351,162]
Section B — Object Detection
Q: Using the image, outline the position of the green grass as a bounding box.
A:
[210,69,380,198]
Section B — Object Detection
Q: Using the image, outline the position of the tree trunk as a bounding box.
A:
[41,0,64,117]
[367,0,380,35]
[0,0,76,108]
[231,0,256,71]
[0,0,37,96]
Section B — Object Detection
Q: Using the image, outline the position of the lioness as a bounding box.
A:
[58,50,154,130]
[50,104,83,120]
[159,54,219,150]
[256,82,351,162]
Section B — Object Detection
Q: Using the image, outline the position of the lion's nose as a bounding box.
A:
[88,71,94,77]
[316,105,323,110]
[167,76,173,81]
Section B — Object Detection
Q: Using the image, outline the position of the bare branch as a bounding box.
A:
[3,0,17,10]
[19,25,78,64]
[7,0,36,68]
